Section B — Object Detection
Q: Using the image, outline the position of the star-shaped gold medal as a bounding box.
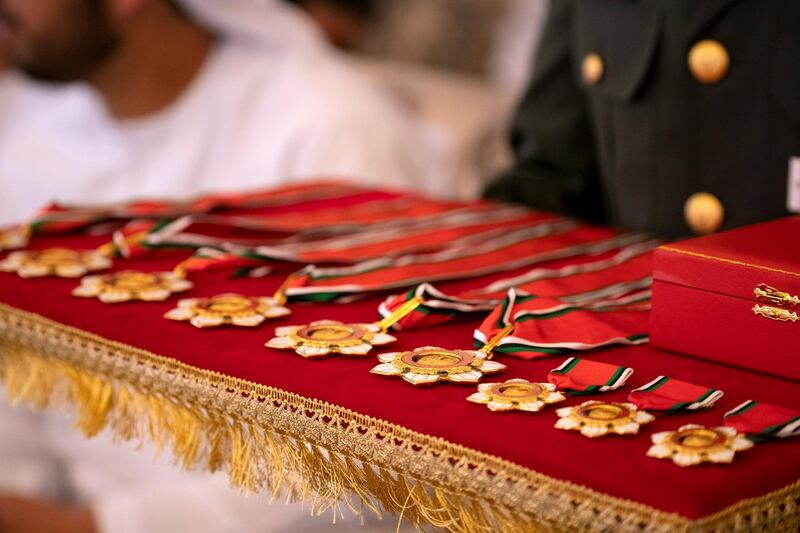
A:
[266,320,397,358]
[555,401,655,438]
[467,378,565,412]
[0,248,111,278]
[646,424,753,467]
[72,270,192,303]
[165,293,290,328]
[370,346,506,386]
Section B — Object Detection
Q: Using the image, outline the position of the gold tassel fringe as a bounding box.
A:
[0,304,798,533]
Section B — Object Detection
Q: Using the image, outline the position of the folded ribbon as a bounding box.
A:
[724,400,800,440]
[548,357,634,395]
[628,376,724,412]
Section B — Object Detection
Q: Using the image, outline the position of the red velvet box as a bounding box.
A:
[650,216,800,382]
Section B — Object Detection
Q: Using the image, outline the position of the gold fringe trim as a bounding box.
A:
[0,303,798,532]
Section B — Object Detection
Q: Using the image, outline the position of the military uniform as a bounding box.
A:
[486,0,800,238]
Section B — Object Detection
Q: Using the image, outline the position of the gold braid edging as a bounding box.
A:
[0,303,798,533]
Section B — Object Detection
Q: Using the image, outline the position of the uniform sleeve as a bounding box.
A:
[484,0,605,223]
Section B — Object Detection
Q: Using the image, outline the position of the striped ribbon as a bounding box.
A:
[378,237,658,330]
[283,223,652,302]
[165,205,551,279]
[155,204,546,264]
[724,400,800,440]
[473,288,651,358]
[1,181,369,251]
[628,376,724,412]
[548,357,634,395]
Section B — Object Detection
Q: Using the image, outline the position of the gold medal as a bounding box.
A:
[370,346,506,385]
[647,424,753,467]
[0,226,29,252]
[371,324,512,386]
[467,378,565,412]
[0,247,111,278]
[164,293,290,328]
[265,319,396,357]
[555,401,655,438]
[72,270,192,303]
[265,296,423,358]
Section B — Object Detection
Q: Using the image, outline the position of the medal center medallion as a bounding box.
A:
[299,324,361,342]
[204,296,255,314]
[673,428,724,449]
[494,383,542,399]
[579,403,630,421]
[112,272,161,291]
[32,248,82,266]
[414,352,461,367]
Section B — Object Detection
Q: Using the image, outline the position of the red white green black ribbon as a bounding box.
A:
[377,282,499,330]
[628,376,724,412]
[247,205,546,263]
[724,400,800,440]
[283,222,647,302]
[473,288,651,358]
[548,357,634,395]
[164,205,549,278]
[1,181,368,251]
[470,238,659,300]
[377,236,657,331]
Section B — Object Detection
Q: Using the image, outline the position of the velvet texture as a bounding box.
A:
[1,232,799,521]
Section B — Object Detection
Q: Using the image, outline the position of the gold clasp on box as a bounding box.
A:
[753,304,799,323]
[753,284,799,308]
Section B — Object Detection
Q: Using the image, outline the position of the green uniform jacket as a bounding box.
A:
[486,0,800,238]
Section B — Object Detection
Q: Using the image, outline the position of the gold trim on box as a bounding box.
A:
[753,304,799,323]
[659,246,800,278]
[0,302,798,532]
[754,284,800,308]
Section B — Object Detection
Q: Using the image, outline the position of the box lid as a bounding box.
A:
[653,216,800,304]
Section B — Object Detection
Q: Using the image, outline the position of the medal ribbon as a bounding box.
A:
[160,204,543,264]
[2,181,367,248]
[724,400,800,440]
[548,357,634,395]
[473,288,651,359]
[164,205,547,279]
[284,223,654,302]
[378,237,658,330]
[628,376,724,412]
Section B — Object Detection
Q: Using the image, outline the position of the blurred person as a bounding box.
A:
[0,0,437,226]
[486,0,800,237]
[0,0,439,532]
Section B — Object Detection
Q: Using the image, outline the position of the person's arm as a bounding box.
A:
[485,0,605,223]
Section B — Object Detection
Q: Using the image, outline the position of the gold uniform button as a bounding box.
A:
[688,39,730,84]
[582,53,604,85]
[684,192,725,235]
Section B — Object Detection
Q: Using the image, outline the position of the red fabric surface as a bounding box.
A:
[650,280,800,381]
[1,234,800,520]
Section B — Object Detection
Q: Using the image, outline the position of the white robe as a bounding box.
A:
[0,38,439,226]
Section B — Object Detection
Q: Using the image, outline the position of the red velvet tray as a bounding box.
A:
[1,232,799,532]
